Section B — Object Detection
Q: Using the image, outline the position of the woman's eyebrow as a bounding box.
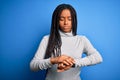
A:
[60,16,71,18]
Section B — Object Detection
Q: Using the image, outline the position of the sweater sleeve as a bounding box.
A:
[74,36,103,67]
[30,36,52,71]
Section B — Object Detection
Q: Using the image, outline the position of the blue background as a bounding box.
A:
[0,0,120,80]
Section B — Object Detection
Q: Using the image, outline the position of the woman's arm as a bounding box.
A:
[74,36,103,67]
[30,36,53,71]
[30,36,74,71]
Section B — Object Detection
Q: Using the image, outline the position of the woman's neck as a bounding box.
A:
[59,30,73,37]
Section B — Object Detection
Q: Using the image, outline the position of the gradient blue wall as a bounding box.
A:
[0,0,120,80]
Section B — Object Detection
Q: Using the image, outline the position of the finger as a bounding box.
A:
[57,69,65,72]
[68,57,75,62]
[62,61,70,66]
[65,59,74,65]
[61,63,66,67]
[58,63,65,69]
[64,65,72,70]
[58,64,72,72]
[68,57,75,63]
[57,55,69,63]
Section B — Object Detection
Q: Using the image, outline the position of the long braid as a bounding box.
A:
[44,4,77,59]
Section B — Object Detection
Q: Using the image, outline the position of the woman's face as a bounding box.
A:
[59,9,72,33]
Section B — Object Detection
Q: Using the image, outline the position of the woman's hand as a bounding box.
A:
[50,55,71,64]
[50,55,75,72]
[57,56,75,72]
[57,63,72,72]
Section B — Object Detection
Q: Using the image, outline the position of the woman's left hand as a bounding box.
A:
[57,63,72,72]
[57,57,75,72]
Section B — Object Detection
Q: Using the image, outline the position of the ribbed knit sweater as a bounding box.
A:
[30,31,103,80]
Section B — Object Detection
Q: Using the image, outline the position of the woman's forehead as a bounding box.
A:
[60,9,71,16]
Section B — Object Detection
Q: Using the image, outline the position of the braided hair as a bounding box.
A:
[44,4,77,59]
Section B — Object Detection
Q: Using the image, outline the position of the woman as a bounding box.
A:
[30,4,103,80]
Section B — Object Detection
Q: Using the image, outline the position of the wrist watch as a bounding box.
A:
[72,63,75,67]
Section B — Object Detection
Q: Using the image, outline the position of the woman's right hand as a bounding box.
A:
[50,55,71,64]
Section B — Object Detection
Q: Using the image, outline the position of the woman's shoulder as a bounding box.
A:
[41,35,50,41]
[76,35,87,39]
[76,35,90,42]
[40,35,50,44]
[43,35,49,39]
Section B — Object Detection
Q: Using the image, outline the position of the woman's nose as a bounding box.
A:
[64,19,68,25]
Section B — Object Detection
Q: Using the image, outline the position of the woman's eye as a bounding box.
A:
[68,18,72,21]
[60,18,64,21]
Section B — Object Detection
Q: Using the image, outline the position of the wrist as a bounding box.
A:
[50,57,58,64]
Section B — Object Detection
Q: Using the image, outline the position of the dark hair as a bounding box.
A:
[44,4,77,59]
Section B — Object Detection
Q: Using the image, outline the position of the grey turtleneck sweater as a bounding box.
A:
[30,31,103,80]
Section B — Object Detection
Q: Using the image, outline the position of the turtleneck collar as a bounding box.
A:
[59,30,73,37]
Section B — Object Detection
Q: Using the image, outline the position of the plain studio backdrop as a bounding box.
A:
[0,0,120,80]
